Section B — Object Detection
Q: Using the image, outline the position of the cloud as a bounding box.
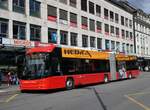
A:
[128,0,150,13]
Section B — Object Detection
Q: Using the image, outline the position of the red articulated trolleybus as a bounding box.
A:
[20,44,140,91]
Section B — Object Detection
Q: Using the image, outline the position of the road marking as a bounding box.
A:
[127,92,150,96]
[125,95,150,110]
[5,94,18,103]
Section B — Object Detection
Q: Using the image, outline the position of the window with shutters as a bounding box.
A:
[30,24,41,41]
[121,16,124,26]
[104,8,108,20]
[105,40,110,50]
[60,30,68,45]
[69,0,76,8]
[81,0,87,12]
[59,9,68,21]
[70,12,77,27]
[13,0,25,13]
[121,29,125,39]
[90,36,95,48]
[59,0,67,4]
[97,38,102,49]
[110,11,114,22]
[110,25,114,34]
[48,5,57,22]
[105,24,109,35]
[96,21,102,33]
[115,13,119,23]
[89,1,94,15]
[81,16,88,30]
[116,27,119,37]
[13,21,26,40]
[30,0,41,18]
[96,5,101,17]
[126,31,129,39]
[0,18,8,38]
[82,35,88,47]
[89,19,95,32]
[70,32,77,46]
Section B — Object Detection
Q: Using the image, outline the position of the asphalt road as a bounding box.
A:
[0,72,150,110]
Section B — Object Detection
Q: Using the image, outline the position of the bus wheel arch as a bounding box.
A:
[66,77,74,90]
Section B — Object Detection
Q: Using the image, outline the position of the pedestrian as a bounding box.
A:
[7,71,11,86]
[0,70,2,86]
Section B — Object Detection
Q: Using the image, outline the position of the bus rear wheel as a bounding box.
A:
[66,78,74,90]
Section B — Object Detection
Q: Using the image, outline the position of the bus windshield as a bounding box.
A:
[22,53,49,80]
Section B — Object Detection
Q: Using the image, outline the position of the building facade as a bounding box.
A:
[134,9,150,71]
[0,0,134,54]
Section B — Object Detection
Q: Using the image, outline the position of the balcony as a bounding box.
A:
[13,5,25,14]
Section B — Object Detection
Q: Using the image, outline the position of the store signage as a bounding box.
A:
[13,39,33,47]
[2,38,11,45]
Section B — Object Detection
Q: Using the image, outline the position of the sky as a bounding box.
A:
[128,0,150,14]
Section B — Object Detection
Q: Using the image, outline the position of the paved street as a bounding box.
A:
[0,72,150,110]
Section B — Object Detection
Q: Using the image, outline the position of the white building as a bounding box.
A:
[134,9,150,70]
[0,0,134,54]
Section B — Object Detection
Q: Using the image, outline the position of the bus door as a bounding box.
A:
[109,53,117,81]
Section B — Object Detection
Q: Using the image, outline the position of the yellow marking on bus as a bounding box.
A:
[125,95,150,110]
[5,94,18,103]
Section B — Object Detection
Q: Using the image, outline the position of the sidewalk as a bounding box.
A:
[0,84,20,93]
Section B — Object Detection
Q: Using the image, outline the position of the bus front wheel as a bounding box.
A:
[66,78,74,90]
